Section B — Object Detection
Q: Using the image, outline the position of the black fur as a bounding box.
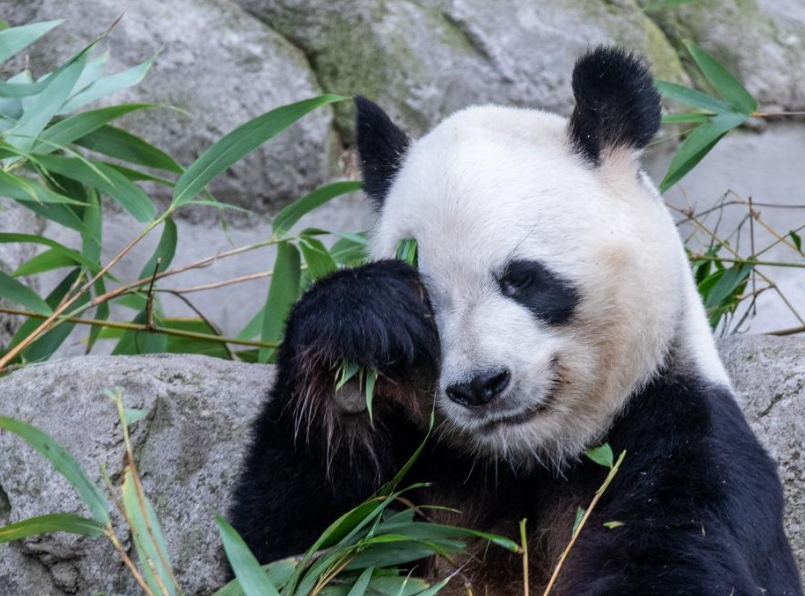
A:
[498,259,579,325]
[229,260,802,594]
[354,95,410,204]
[568,47,662,165]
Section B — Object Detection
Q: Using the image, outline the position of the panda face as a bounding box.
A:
[356,48,729,467]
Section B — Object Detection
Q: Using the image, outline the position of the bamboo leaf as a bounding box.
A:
[6,48,89,151]
[643,0,698,11]
[704,263,754,309]
[273,180,361,235]
[684,40,758,115]
[121,467,176,596]
[346,567,375,596]
[138,217,177,278]
[0,417,109,523]
[163,318,232,360]
[173,94,347,207]
[74,124,183,173]
[0,20,62,64]
[58,54,157,115]
[258,242,300,363]
[661,113,713,125]
[654,80,732,113]
[0,513,105,544]
[12,248,77,277]
[0,269,52,314]
[660,111,748,193]
[584,443,614,469]
[572,507,585,537]
[0,169,87,205]
[216,515,282,596]
[209,559,296,596]
[300,236,337,280]
[36,154,155,222]
[0,232,100,273]
[35,104,157,155]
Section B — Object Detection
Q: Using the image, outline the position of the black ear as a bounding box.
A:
[355,95,410,205]
[568,47,661,165]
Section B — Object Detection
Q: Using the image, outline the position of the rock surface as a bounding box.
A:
[0,354,273,596]
[0,0,335,214]
[0,336,803,594]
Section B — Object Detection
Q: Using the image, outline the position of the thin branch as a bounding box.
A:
[542,451,627,596]
[0,306,278,350]
[687,254,805,269]
[162,270,275,294]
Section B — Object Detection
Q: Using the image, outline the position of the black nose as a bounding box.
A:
[446,368,511,407]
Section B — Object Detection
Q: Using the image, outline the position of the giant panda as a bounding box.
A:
[229,47,803,595]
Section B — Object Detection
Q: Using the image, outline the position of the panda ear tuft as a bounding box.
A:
[568,47,661,165]
[355,95,410,205]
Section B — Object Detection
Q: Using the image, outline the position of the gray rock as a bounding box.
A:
[0,354,273,595]
[0,337,803,593]
[0,202,45,349]
[719,335,805,577]
[237,0,686,140]
[0,0,336,215]
[640,0,805,112]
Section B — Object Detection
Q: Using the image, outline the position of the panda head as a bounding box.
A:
[356,47,713,468]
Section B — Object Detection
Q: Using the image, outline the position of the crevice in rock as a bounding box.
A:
[0,483,11,523]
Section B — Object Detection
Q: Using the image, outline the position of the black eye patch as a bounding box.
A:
[497,259,579,325]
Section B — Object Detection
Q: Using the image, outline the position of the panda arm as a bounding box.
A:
[228,260,439,564]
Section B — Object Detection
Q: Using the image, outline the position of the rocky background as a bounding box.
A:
[0,0,804,348]
[0,1,804,592]
[0,336,803,594]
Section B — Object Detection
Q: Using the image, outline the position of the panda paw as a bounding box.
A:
[277,259,440,423]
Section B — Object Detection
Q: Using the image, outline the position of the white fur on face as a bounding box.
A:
[369,105,729,468]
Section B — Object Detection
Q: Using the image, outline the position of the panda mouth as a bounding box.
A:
[478,397,555,432]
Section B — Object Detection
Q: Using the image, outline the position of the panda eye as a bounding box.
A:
[498,267,533,296]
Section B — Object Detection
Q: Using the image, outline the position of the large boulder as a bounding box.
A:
[0,354,273,595]
[0,336,803,594]
[0,0,336,214]
[236,0,686,141]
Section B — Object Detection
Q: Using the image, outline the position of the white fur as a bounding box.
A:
[368,105,730,467]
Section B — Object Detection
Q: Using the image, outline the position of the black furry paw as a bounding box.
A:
[277,259,440,419]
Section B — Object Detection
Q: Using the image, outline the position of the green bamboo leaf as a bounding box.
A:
[346,567,375,596]
[0,233,100,273]
[236,308,264,341]
[603,520,625,529]
[138,218,177,278]
[395,238,418,268]
[572,507,585,537]
[216,515,282,596]
[654,80,732,113]
[660,111,748,193]
[273,180,361,235]
[71,50,109,96]
[365,369,377,424]
[258,242,301,363]
[173,94,347,207]
[121,468,176,596]
[376,521,520,553]
[112,309,168,355]
[58,54,157,115]
[0,169,87,206]
[704,263,754,310]
[75,124,183,173]
[0,269,51,315]
[36,155,155,222]
[209,559,296,596]
[12,200,91,236]
[0,417,109,523]
[643,0,698,11]
[0,20,63,64]
[684,40,758,115]
[163,318,232,360]
[584,443,614,468]
[12,248,76,277]
[790,230,802,252]
[330,235,369,265]
[411,574,456,596]
[661,113,712,125]
[6,269,87,363]
[300,237,338,280]
[35,104,157,155]
[0,513,105,544]
[6,48,89,151]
